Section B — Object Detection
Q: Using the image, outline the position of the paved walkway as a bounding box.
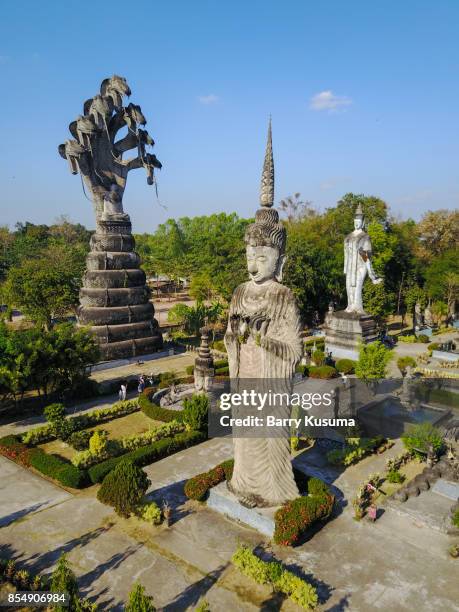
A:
[1,434,458,610]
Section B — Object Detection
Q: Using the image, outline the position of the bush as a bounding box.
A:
[335,359,355,375]
[232,546,318,609]
[428,342,440,353]
[274,485,335,546]
[184,459,234,501]
[211,340,226,352]
[0,435,34,466]
[326,437,384,466]
[43,403,76,441]
[312,350,325,366]
[398,335,417,343]
[22,424,56,445]
[215,366,229,375]
[125,582,156,612]
[137,501,162,525]
[44,403,66,423]
[214,359,228,369]
[29,449,86,488]
[185,365,194,375]
[308,365,338,379]
[50,554,79,612]
[417,334,430,343]
[387,469,405,484]
[181,394,209,432]
[97,460,151,517]
[68,430,91,451]
[304,338,325,349]
[88,431,206,483]
[402,423,444,458]
[397,356,417,375]
[452,509,459,528]
[138,388,179,422]
[89,430,108,454]
[296,364,309,377]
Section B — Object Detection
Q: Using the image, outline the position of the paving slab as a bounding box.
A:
[432,478,459,501]
[0,456,71,527]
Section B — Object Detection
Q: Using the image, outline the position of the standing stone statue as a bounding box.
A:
[414,301,424,330]
[344,204,382,313]
[194,326,215,393]
[58,76,162,360]
[224,120,302,508]
[424,302,434,328]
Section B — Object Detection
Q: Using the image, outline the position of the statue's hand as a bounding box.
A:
[249,314,270,340]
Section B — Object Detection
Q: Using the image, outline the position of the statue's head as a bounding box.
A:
[245,208,286,284]
[354,203,364,231]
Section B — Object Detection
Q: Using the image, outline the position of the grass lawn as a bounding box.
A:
[39,411,163,461]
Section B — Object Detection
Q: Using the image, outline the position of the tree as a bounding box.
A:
[277,193,315,222]
[363,281,395,322]
[97,460,151,517]
[425,250,459,318]
[403,284,427,330]
[355,341,392,382]
[3,244,86,330]
[182,394,209,432]
[416,209,459,262]
[167,301,223,336]
[189,273,216,302]
[50,553,79,612]
[125,582,156,612]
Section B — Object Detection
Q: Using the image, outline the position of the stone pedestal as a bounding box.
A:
[324,310,378,361]
[78,218,162,361]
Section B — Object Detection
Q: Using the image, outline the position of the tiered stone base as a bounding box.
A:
[325,310,378,360]
[78,217,162,361]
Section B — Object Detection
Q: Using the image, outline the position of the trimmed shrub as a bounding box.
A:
[452,509,459,528]
[335,359,355,375]
[312,350,325,366]
[68,430,91,451]
[88,430,205,483]
[274,486,335,546]
[397,356,417,376]
[44,403,66,423]
[29,449,86,488]
[214,359,228,369]
[139,388,179,422]
[402,423,444,458]
[417,334,430,343]
[308,365,338,379]
[211,340,226,352]
[387,470,405,484]
[97,460,151,517]
[304,338,325,348]
[326,437,384,466]
[0,435,34,466]
[398,335,417,343]
[137,501,162,525]
[184,459,234,501]
[125,582,156,612]
[22,424,56,445]
[232,546,318,609]
[215,366,229,375]
[181,394,209,432]
[89,429,108,454]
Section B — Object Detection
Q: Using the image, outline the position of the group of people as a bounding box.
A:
[118,373,155,401]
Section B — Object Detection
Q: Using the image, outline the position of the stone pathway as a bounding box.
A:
[1,436,458,610]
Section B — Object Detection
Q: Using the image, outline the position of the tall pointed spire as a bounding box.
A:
[260,117,274,208]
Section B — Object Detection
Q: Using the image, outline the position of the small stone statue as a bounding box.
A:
[194,326,215,393]
[344,204,382,313]
[414,301,424,330]
[224,120,302,508]
[424,302,434,328]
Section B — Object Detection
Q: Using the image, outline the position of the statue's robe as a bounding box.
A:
[344,229,372,288]
[224,280,303,506]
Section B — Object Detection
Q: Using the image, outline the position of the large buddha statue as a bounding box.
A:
[344,204,382,314]
[224,121,302,508]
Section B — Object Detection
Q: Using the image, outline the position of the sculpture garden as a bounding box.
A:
[1,8,459,609]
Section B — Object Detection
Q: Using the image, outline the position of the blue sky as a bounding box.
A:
[1,0,458,232]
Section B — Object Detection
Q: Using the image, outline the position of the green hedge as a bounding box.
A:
[29,449,87,488]
[274,478,335,546]
[308,365,338,379]
[326,436,384,466]
[88,430,205,484]
[232,546,318,609]
[138,388,181,422]
[335,359,355,374]
[184,459,234,500]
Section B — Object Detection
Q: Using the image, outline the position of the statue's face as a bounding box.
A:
[246,245,279,284]
[354,217,363,230]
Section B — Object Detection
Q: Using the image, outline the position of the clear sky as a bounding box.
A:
[1,0,458,232]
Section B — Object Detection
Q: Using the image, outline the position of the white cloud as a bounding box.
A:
[310,90,352,112]
[197,94,219,105]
